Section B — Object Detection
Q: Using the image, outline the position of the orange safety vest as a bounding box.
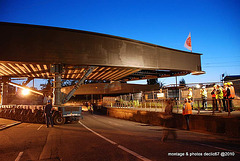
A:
[211,89,216,98]
[183,103,192,115]
[229,86,235,98]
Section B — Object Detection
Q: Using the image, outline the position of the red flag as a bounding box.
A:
[184,32,192,51]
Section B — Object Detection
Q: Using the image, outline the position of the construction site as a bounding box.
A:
[0,22,239,161]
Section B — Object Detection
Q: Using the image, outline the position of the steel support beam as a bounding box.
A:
[0,22,203,73]
[50,64,64,105]
[62,66,95,104]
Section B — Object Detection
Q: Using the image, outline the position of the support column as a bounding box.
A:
[1,77,10,105]
[53,73,62,105]
[50,64,64,106]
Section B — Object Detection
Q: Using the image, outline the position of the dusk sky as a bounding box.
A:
[0,0,240,87]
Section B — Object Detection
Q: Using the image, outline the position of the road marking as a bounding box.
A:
[79,121,117,145]
[118,145,151,161]
[37,125,43,131]
[79,121,151,161]
[15,151,23,161]
[196,143,240,154]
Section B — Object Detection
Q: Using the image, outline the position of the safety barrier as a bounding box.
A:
[106,108,240,138]
[0,105,46,123]
[108,98,240,117]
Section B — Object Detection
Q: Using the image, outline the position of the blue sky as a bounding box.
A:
[0,0,240,88]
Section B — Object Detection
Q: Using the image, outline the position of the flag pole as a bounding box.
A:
[190,32,192,53]
[191,33,192,53]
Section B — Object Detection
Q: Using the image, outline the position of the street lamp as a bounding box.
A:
[22,89,30,96]
[196,84,201,89]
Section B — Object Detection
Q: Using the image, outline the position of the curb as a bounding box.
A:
[0,122,21,131]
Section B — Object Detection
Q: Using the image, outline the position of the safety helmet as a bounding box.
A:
[189,88,192,90]
[202,86,206,89]
[47,100,51,103]
[224,83,227,86]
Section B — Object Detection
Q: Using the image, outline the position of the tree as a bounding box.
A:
[61,80,76,87]
[40,79,52,96]
[159,81,165,88]
[179,78,186,87]
[147,78,159,85]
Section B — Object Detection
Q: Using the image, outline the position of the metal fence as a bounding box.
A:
[106,98,240,117]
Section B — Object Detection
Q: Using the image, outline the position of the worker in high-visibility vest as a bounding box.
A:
[187,88,193,108]
[227,82,235,112]
[211,85,218,111]
[182,98,192,130]
[200,86,207,110]
[216,84,223,112]
[187,88,193,101]
[222,83,228,112]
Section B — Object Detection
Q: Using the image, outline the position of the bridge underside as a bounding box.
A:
[0,22,204,105]
[0,61,190,81]
[0,22,203,81]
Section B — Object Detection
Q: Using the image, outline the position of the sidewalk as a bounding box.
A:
[108,106,240,117]
[0,118,21,131]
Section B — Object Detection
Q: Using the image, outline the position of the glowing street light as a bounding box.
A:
[7,82,43,96]
[196,84,201,89]
[22,89,30,96]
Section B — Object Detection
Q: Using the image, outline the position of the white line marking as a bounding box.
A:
[79,121,117,145]
[118,145,151,161]
[37,125,43,131]
[79,121,151,161]
[15,151,23,161]
[196,143,240,154]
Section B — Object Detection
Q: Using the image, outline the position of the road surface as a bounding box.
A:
[0,112,239,161]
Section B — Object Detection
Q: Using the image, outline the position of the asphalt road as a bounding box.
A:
[0,112,239,161]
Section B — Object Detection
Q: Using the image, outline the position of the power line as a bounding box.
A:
[203,56,240,60]
[203,61,240,64]
[203,65,240,68]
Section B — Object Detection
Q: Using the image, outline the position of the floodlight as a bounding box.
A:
[22,89,30,96]
[196,84,201,89]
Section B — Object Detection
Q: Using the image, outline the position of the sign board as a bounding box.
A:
[157,93,165,98]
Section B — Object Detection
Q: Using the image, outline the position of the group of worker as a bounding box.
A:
[182,82,235,131]
[210,82,235,112]
[186,82,236,112]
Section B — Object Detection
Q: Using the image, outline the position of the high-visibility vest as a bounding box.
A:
[229,86,235,98]
[201,89,207,98]
[183,103,192,115]
[211,89,216,98]
[187,91,192,99]
[216,88,223,99]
